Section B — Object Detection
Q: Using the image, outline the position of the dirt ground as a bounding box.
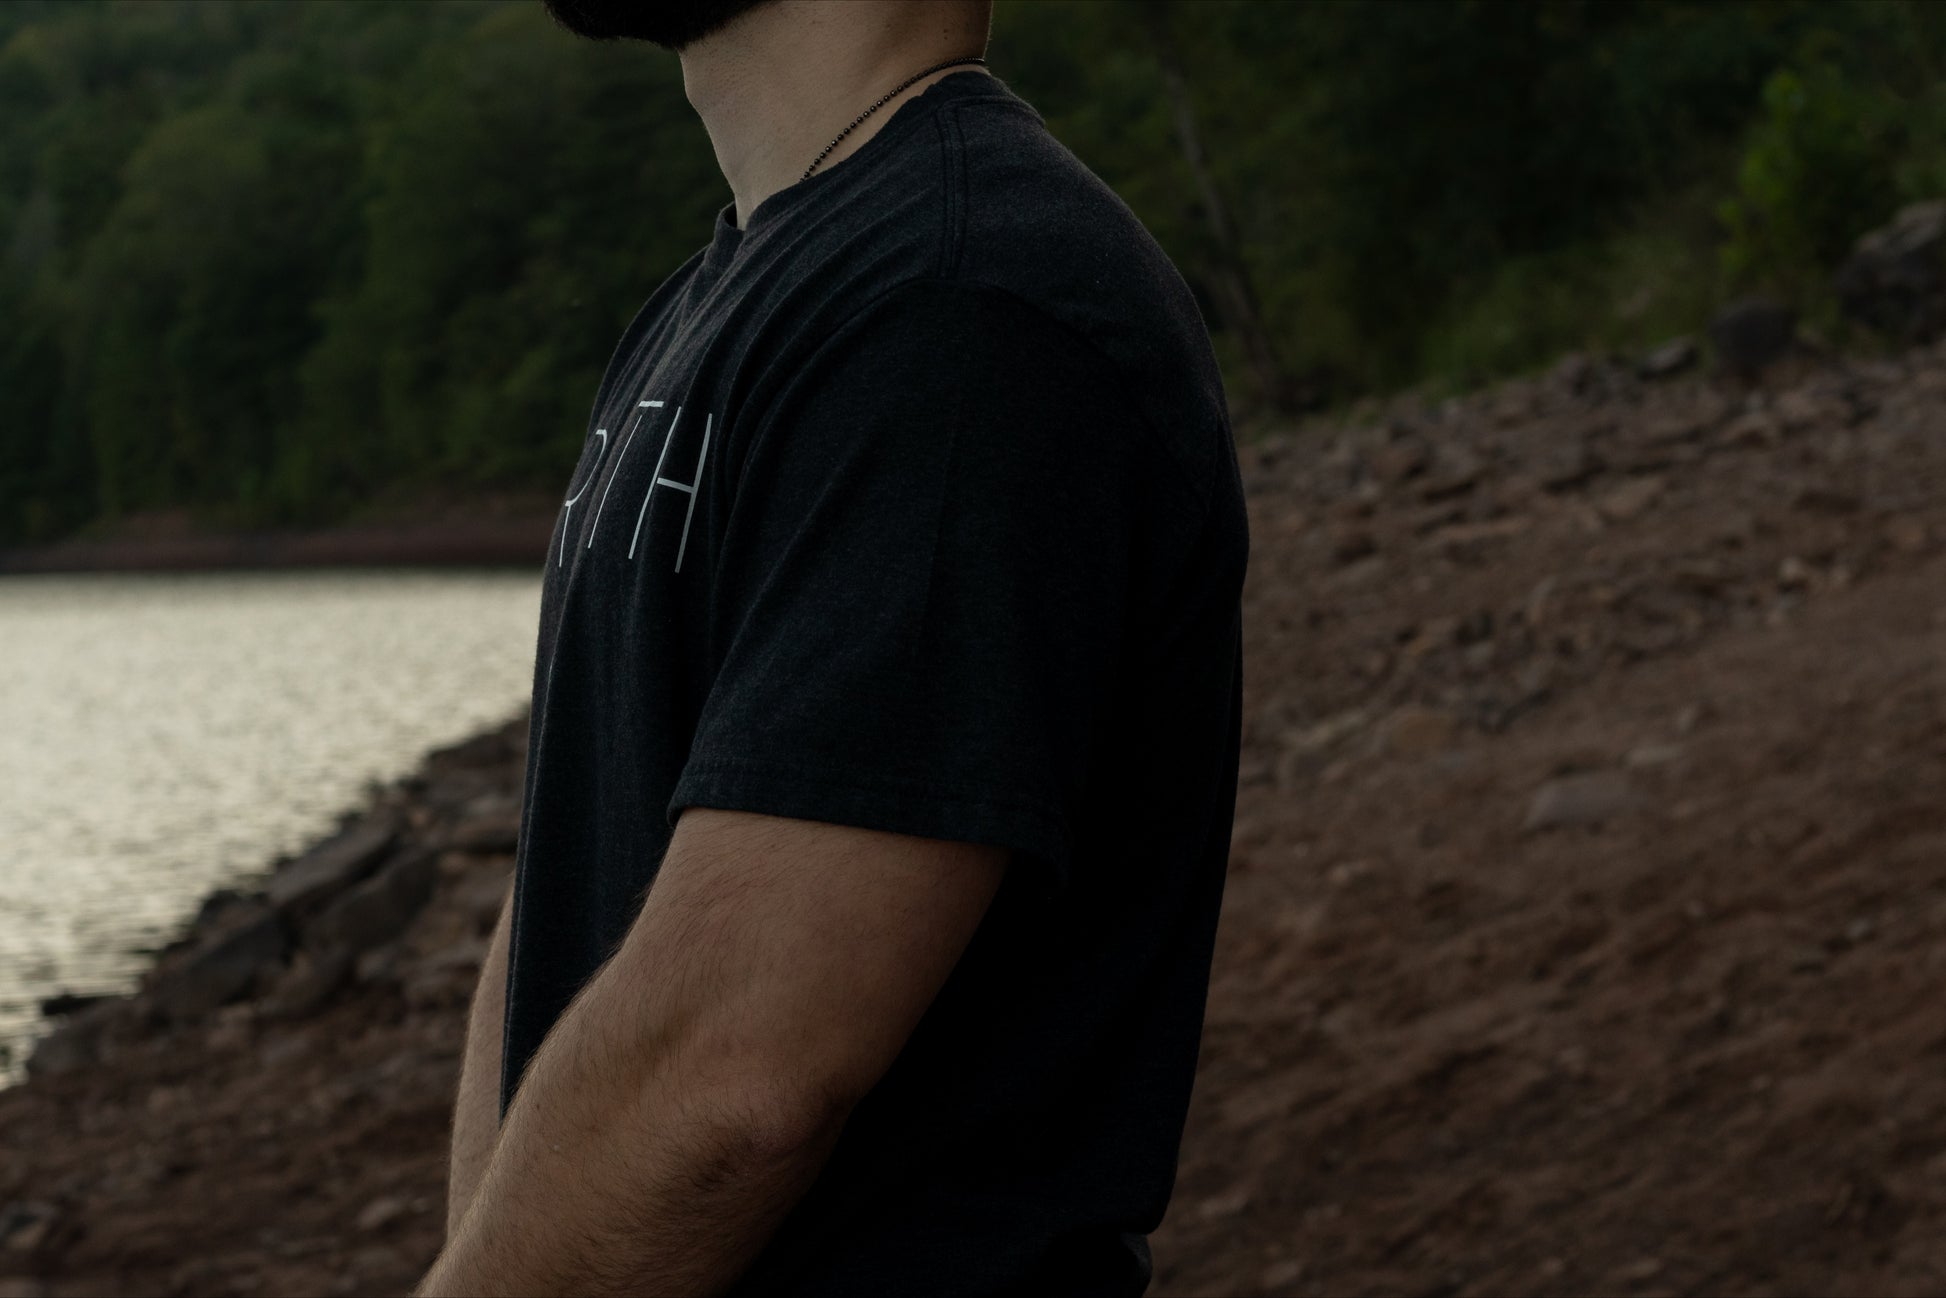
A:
[7,338,1946,1296]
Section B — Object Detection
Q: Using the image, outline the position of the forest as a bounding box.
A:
[3,0,1946,542]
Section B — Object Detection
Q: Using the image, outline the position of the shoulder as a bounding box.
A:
[940,93,1231,491]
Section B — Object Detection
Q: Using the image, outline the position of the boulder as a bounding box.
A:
[23,1000,127,1078]
[305,848,438,957]
[147,907,290,1023]
[1709,297,1797,380]
[265,820,398,917]
[444,812,520,856]
[258,946,355,1021]
[189,886,253,933]
[1835,199,1946,343]
[426,724,522,772]
[36,991,107,1018]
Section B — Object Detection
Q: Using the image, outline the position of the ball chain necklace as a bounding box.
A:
[800,55,989,181]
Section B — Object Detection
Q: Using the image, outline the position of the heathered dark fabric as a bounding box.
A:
[499,69,1250,1297]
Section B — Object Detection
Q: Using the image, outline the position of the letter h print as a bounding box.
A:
[558,398,712,572]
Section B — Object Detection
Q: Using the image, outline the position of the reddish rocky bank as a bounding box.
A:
[9,334,1946,1294]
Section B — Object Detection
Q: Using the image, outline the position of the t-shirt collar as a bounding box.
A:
[699,68,1008,274]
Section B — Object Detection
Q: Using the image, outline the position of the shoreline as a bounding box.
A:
[0,517,555,576]
[0,712,530,1295]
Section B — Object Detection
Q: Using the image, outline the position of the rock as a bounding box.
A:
[0,1277,48,1298]
[356,1195,411,1233]
[1710,297,1797,379]
[24,999,126,1078]
[259,946,355,1021]
[444,812,520,856]
[1195,1186,1252,1221]
[1240,465,1279,496]
[258,1033,311,1070]
[452,869,514,931]
[1619,1257,1665,1282]
[460,790,517,819]
[265,820,399,917]
[1771,387,1830,432]
[1595,475,1664,523]
[203,1000,258,1053]
[1523,771,1644,832]
[1835,199,1946,342]
[1637,336,1698,380]
[190,887,253,933]
[143,1084,190,1117]
[354,945,403,987]
[36,990,107,1018]
[1885,516,1929,553]
[1624,742,1686,770]
[1259,1258,1306,1290]
[1418,444,1485,500]
[307,848,438,957]
[1328,521,1377,564]
[1717,410,1777,448]
[1371,438,1430,485]
[422,770,501,813]
[147,907,291,1023]
[1380,705,1462,756]
[1550,352,1600,396]
[427,725,520,771]
[1536,438,1599,492]
[1274,710,1374,783]
[0,1202,58,1255]
[414,936,490,977]
[402,964,477,1012]
[1790,485,1860,514]
[1400,615,1461,663]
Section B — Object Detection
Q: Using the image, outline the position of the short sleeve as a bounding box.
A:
[666,278,1149,900]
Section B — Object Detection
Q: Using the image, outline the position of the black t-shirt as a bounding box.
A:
[499,69,1250,1297]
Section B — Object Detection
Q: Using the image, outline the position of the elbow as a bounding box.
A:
[713,1083,852,1172]
[654,1038,860,1174]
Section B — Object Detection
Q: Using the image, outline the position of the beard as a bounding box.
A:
[541,0,776,50]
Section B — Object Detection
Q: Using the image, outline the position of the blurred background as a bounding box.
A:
[9,1,1946,1295]
[7,0,1946,539]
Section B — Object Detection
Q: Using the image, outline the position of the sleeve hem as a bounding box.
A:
[667,757,1072,898]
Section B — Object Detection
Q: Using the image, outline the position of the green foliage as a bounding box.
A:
[5,0,1946,543]
[1717,62,1898,300]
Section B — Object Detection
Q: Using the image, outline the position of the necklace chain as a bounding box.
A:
[801,56,989,182]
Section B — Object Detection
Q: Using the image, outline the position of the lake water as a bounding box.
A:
[0,570,541,1085]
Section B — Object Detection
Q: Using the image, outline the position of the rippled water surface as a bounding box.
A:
[0,571,541,1084]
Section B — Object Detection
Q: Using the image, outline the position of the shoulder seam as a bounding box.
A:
[936,108,968,279]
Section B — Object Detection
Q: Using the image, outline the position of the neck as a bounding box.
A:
[680,0,990,230]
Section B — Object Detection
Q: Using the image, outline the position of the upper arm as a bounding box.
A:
[609,805,1008,1124]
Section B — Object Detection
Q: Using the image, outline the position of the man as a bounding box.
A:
[417,0,1248,1294]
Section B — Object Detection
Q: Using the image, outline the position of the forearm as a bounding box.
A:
[445,884,513,1240]
[415,938,846,1297]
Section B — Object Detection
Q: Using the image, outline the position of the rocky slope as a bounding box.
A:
[0,722,525,1297]
[8,336,1946,1295]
